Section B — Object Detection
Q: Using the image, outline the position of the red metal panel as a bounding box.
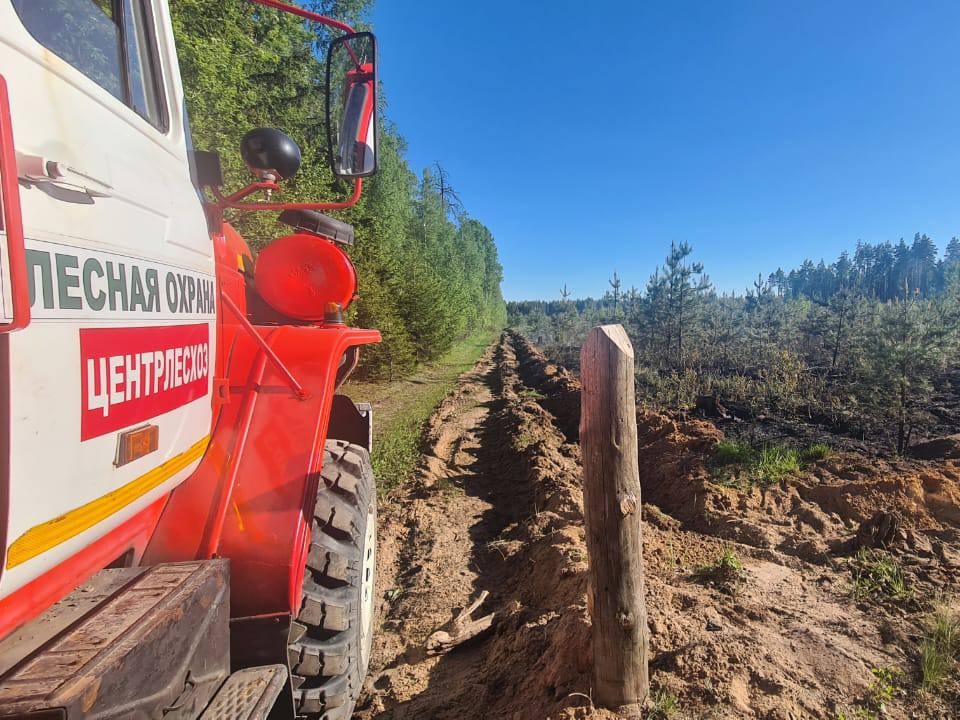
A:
[143,322,379,619]
[226,325,379,617]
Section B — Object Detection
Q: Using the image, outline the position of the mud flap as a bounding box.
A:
[327,395,372,452]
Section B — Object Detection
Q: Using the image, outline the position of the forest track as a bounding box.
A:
[356,334,590,719]
[357,332,960,720]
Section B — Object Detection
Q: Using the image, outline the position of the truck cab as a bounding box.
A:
[0,0,216,608]
[0,2,381,718]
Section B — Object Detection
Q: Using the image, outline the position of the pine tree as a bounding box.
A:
[638,267,672,368]
[746,274,773,361]
[662,242,712,367]
[863,288,954,453]
[608,271,622,321]
[946,237,960,264]
[910,233,938,295]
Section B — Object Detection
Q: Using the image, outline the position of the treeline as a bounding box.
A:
[509,237,960,453]
[772,234,959,301]
[170,0,505,378]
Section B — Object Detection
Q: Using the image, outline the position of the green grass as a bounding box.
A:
[919,596,960,692]
[866,666,902,709]
[349,327,498,495]
[849,548,912,602]
[646,690,680,719]
[711,440,755,466]
[753,444,801,480]
[516,388,545,401]
[709,440,831,488]
[836,667,905,719]
[513,430,538,453]
[695,545,744,585]
[799,442,832,463]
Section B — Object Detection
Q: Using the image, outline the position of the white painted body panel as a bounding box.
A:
[0,1,215,597]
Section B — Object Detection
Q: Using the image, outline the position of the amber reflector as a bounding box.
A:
[115,425,159,467]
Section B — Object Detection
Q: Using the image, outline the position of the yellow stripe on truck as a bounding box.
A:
[6,436,209,569]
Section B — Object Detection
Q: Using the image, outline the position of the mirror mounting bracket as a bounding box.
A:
[245,0,355,34]
[217,2,369,216]
[211,178,363,214]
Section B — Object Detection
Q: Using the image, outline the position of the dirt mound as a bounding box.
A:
[361,332,960,720]
[508,331,581,441]
[909,433,960,460]
[625,386,960,576]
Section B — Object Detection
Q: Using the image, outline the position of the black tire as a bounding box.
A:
[289,440,377,719]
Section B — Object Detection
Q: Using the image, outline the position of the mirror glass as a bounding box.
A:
[327,32,377,178]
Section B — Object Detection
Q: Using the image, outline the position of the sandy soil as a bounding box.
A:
[356,332,960,720]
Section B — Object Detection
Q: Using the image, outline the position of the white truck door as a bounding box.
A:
[0,0,216,597]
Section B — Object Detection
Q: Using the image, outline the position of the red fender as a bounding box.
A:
[142,321,379,618]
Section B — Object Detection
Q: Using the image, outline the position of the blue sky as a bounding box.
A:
[370,1,960,301]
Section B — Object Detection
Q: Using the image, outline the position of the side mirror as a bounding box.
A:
[326,32,377,178]
[240,128,302,181]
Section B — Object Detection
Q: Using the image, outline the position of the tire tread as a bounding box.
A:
[290,439,375,719]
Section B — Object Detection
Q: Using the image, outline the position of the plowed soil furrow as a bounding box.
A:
[358,332,960,720]
[357,337,590,720]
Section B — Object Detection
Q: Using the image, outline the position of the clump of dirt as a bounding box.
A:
[360,331,960,720]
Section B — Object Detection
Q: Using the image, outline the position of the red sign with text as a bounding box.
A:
[80,324,210,440]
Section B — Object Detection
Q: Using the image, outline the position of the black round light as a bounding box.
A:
[240,128,302,180]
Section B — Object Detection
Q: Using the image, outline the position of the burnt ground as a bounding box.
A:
[550,344,960,458]
[357,332,960,720]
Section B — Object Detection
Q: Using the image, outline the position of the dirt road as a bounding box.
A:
[357,332,960,720]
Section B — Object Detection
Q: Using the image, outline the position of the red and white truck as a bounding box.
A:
[0,1,383,717]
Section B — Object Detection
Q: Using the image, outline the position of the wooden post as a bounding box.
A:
[580,324,649,709]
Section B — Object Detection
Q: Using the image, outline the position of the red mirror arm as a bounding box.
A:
[246,0,354,34]
[213,181,281,208]
[214,178,363,213]
[226,2,365,213]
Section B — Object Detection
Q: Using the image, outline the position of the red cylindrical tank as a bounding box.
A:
[254,233,357,320]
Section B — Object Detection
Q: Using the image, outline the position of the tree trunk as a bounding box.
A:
[677,285,685,367]
[831,296,846,370]
[897,380,907,455]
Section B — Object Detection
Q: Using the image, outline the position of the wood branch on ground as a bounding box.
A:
[852,511,902,552]
[425,590,496,655]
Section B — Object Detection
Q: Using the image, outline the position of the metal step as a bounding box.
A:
[199,664,287,720]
